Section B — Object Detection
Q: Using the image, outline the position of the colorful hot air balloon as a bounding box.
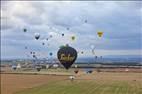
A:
[97,31,103,37]
[57,45,77,70]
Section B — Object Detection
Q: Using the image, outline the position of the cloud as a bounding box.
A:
[1,1,142,59]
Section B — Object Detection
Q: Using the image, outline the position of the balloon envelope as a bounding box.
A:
[42,42,45,45]
[81,51,84,54]
[62,33,64,36]
[67,27,70,30]
[74,69,79,74]
[57,46,77,69]
[34,33,40,40]
[71,36,75,41]
[85,20,87,23]
[97,32,103,37]
[49,52,53,56]
[23,28,27,32]
[25,46,28,49]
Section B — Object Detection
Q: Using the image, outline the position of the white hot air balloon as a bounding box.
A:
[17,64,21,69]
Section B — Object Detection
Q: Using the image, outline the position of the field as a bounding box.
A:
[1,69,142,94]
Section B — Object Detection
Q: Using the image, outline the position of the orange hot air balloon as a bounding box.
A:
[97,31,103,37]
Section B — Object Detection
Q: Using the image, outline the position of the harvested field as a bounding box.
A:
[1,71,142,94]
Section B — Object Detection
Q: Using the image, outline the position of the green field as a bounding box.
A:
[15,72,142,94]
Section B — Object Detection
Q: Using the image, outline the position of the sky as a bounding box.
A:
[1,1,142,59]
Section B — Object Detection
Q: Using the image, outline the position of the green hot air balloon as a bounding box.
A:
[71,36,75,41]
[57,45,77,69]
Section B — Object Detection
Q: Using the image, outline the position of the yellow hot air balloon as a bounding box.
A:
[97,31,103,37]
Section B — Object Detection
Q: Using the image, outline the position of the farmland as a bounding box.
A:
[1,70,142,94]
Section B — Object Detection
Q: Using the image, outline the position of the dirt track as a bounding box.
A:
[1,74,67,94]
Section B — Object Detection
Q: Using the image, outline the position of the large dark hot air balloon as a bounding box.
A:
[57,45,77,70]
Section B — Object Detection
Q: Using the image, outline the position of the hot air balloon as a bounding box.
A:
[49,35,53,38]
[81,51,84,54]
[23,28,27,32]
[71,36,75,41]
[97,31,103,37]
[17,64,21,69]
[69,76,75,81]
[49,52,53,56]
[42,42,45,45]
[85,68,93,74]
[33,55,36,58]
[46,38,48,41]
[67,27,70,30]
[91,45,95,55]
[84,19,88,23]
[62,33,64,36]
[36,65,41,71]
[34,33,40,40]
[12,65,17,70]
[25,46,28,49]
[57,45,77,70]
[74,69,79,74]
[33,52,35,54]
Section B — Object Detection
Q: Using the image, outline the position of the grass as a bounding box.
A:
[15,76,142,94]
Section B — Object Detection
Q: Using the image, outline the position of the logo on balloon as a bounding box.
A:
[57,46,77,69]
